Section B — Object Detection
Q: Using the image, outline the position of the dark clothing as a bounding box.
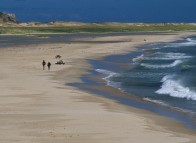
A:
[47,62,51,70]
[42,60,46,70]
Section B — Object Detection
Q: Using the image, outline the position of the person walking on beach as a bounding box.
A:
[47,62,51,70]
[42,60,46,70]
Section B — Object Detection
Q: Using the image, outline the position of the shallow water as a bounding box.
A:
[86,37,196,129]
[0,32,166,48]
[0,33,131,48]
[100,37,196,113]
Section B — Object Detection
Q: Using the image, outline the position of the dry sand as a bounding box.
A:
[0,32,195,143]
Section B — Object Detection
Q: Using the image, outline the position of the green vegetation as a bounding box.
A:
[1,23,196,34]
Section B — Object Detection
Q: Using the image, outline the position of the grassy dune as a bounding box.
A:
[1,23,196,34]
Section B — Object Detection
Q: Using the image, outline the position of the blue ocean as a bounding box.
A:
[97,37,196,113]
[1,0,196,23]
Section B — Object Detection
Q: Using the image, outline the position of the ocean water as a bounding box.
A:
[1,0,196,22]
[96,37,196,115]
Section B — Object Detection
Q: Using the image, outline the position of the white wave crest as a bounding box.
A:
[132,54,144,62]
[145,52,192,60]
[164,38,196,47]
[134,52,192,62]
[141,60,182,69]
[96,69,121,87]
[156,75,196,101]
[143,97,169,106]
[186,38,195,42]
[96,69,116,76]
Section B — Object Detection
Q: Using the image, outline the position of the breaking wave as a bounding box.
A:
[143,97,169,106]
[141,60,182,69]
[95,69,121,88]
[164,38,196,47]
[145,52,192,60]
[132,52,192,63]
[132,54,144,62]
[156,75,196,101]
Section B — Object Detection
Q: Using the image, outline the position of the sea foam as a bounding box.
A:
[143,97,169,106]
[132,54,144,62]
[141,60,182,69]
[96,69,121,88]
[133,52,192,63]
[156,75,196,101]
[145,52,192,60]
[164,38,196,47]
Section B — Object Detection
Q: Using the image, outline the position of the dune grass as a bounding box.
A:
[1,23,196,34]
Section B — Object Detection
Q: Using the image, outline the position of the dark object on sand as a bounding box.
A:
[55,55,61,59]
[47,62,51,70]
[55,60,65,65]
[42,60,46,70]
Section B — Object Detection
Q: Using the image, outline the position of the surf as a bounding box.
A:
[140,60,183,69]
[96,69,121,88]
[156,75,196,101]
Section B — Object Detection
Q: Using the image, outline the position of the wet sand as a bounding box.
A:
[0,32,195,143]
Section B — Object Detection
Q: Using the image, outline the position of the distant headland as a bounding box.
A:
[0,12,17,23]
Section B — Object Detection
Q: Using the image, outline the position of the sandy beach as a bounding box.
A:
[0,32,196,143]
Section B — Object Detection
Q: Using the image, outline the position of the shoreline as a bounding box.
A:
[0,32,196,142]
[76,46,196,131]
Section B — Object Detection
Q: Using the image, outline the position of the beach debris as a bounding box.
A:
[55,55,62,59]
[55,60,65,65]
